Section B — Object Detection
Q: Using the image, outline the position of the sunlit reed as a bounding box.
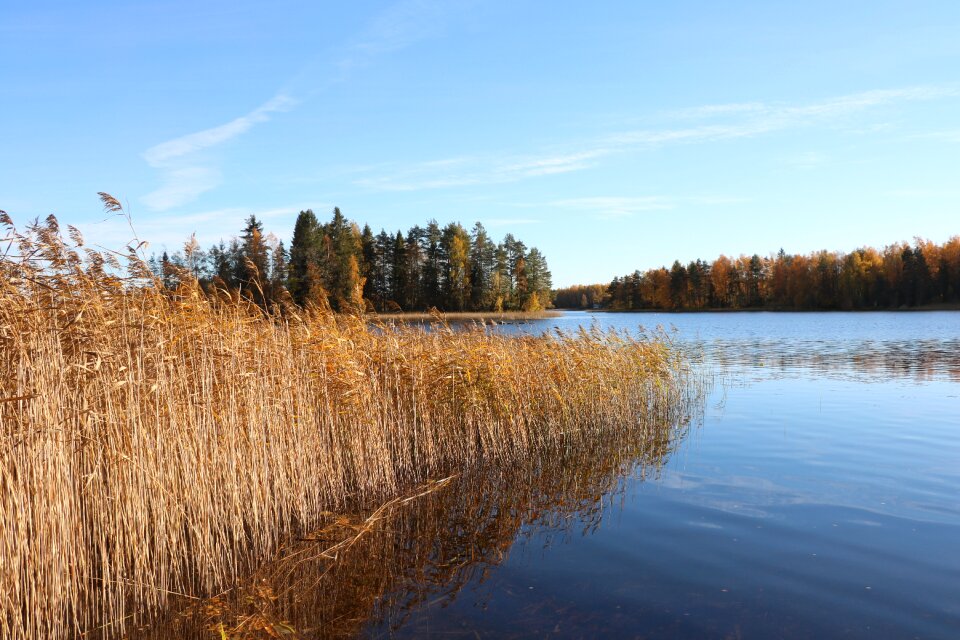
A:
[0,209,692,638]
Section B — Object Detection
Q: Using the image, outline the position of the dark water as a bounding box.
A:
[357,312,960,639]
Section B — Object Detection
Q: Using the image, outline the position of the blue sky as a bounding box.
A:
[2,1,959,286]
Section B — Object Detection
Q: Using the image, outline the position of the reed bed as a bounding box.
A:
[152,387,699,639]
[0,211,692,639]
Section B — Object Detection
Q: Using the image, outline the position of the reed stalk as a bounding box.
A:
[0,211,692,638]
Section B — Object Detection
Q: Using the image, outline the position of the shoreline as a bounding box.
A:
[372,310,564,322]
[554,304,960,314]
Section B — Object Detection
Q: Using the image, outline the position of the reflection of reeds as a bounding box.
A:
[703,338,960,383]
[153,392,698,639]
[0,212,694,639]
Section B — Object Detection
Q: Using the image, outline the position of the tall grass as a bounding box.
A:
[0,209,692,638]
[152,394,699,639]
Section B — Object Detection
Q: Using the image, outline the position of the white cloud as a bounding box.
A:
[77,203,320,252]
[335,0,468,75]
[140,166,222,211]
[138,1,465,211]
[480,217,541,227]
[550,196,675,220]
[353,149,614,191]
[884,188,960,198]
[783,151,828,170]
[143,95,296,167]
[667,102,768,119]
[546,195,748,220]
[349,85,959,192]
[908,129,960,143]
[141,93,296,212]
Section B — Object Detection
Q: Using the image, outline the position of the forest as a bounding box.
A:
[554,237,960,311]
[150,208,552,313]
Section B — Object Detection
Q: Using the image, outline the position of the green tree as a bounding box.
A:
[322,207,363,311]
[288,210,323,306]
[236,215,270,306]
[389,231,408,310]
[421,220,443,309]
[523,247,552,310]
[469,222,496,310]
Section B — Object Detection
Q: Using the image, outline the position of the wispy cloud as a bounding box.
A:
[353,149,613,191]
[907,129,960,143]
[884,188,960,198]
[667,102,768,119]
[783,151,828,170]
[141,1,462,211]
[77,203,319,251]
[141,94,296,211]
[143,95,296,167]
[546,195,749,220]
[480,217,541,227]
[351,85,959,192]
[340,0,463,70]
[140,167,223,212]
[550,196,675,220]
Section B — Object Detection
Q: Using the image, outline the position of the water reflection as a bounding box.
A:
[696,338,960,382]
[487,311,960,383]
[146,391,703,639]
[140,312,960,638]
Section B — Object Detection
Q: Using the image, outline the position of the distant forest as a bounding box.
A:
[554,237,960,311]
[150,208,552,313]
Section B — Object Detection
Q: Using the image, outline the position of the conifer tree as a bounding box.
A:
[287,209,322,306]
[390,231,408,310]
[421,220,443,309]
[469,222,495,310]
[523,247,552,310]
[360,224,377,304]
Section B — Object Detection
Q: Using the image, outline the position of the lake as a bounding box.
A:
[354,311,960,639]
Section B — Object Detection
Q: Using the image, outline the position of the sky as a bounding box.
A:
[2,1,960,286]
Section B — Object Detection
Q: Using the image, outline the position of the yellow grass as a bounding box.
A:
[0,211,692,638]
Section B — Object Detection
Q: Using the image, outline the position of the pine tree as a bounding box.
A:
[323,207,363,311]
[388,231,408,310]
[403,227,424,310]
[374,230,393,308]
[523,247,552,310]
[469,222,495,310]
[491,241,510,312]
[269,239,288,305]
[360,224,377,305]
[241,216,271,305]
[288,210,322,306]
[421,220,443,309]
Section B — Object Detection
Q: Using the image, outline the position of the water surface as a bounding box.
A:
[360,311,960,639]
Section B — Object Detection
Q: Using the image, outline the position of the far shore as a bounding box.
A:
[554,303,960,313]
[371,310,563,322]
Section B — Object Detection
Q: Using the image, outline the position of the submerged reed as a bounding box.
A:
[0,211,692,638]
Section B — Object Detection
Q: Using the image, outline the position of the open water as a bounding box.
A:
[360,311,960,639]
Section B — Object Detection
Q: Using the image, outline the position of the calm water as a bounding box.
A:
[358,312,960,639]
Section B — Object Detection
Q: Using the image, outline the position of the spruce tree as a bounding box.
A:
[287,209,322,307]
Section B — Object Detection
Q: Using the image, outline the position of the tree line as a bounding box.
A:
[150,208,552,313]
[554,237,960,311]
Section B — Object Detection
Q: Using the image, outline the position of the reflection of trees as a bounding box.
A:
[703,339,960,383]
[146,393,702,639]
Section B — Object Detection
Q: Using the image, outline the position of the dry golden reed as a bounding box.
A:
[0,206,690,638]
